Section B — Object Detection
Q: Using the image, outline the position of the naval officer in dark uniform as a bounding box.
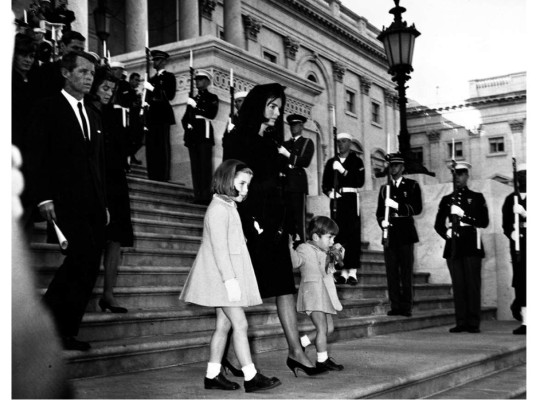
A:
[146,50,176,182]
[182,69,219,204]
[322,132,365,285]
[502,163,527,335]
[434,162,489,333]
[279,113,315,243]
[375,153,422,317]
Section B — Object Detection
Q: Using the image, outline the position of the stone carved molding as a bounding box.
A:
[243,15,262,42]
[201,0,216,21]
[333,61,346,82]
[384,89,397,106]
[284,36,300,60]
[177,68,313,120]
[509,119,525,133]
[427,130,441,142]
[360,75,372,95]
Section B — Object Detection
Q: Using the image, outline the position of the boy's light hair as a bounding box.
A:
[307,215,339,240]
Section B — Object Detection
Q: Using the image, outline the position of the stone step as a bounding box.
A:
[130,206,205,226]
[65,307,496,380]
[75,296,455,343]
[425,364,526,399]
[30,243,197,267]
[129,194,206,215]
[127,176,193,202]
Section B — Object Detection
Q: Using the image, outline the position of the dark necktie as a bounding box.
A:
[77,102,89,142]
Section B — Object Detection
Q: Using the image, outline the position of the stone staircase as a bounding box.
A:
[30,166,514,388]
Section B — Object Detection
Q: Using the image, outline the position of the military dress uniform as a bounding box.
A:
[146,51,177,181]
[282,114,314,242]
[322,148,365,282]
[434,164,489,332]
[501,165,527,333]
[182,70,219,204]
[375,155,422,316]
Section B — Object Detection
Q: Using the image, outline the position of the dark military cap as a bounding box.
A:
[286,113,307,124]
[386,152,405,164]
[150,50,170,60]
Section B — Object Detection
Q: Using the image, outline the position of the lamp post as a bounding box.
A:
[93,0,111,57]
[378,0,434,176]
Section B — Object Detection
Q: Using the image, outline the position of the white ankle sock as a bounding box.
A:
[348,269,357,279]
[206,362,221,379]
[341,270,349,279]
[241,363,257,381]
[521,307,527,325]
[300,335,311,348]
[317,351,328,363]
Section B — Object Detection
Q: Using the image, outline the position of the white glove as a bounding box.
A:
[510,229,520,242]
[253,220,264,234]
[332,160,346,174]
[187,97,197,108]
[386,198,399,210]
[450,205,465,217]
[224,278,241,302]
[141,101,150,108]
[381,220,389,229]
[328,191,342,199]
[227,120,235,131]
[513,204,527,218]
[446,228,452,239]
[187,123,193,130]
[143,81,154,91]
[278,146,291,158]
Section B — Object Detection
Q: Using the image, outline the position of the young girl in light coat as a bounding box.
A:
[180,159,281,393]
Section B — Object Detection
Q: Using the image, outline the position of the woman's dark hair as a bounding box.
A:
[211,159,253,197]
[307,216,339,240]
[14,33,37,56]
[235,83,286,143]
[89,65,117,100]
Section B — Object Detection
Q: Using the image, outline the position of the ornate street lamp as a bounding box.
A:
[93,0,111,57]
[378,0,434,176]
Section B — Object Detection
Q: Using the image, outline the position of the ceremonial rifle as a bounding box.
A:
[332,114,339,219]
[140,46,151,119]
[512,154,521,261]
[382,163,392,247]
[450,153,459,258]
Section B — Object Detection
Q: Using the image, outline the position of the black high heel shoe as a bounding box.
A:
[99,298,128,313]
[221,358,244,377]
[286,357,329,377]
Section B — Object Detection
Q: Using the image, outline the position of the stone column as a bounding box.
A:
[224,0,244,48]
[125,0,148,52]
[179,1,199,40]
[69,0,88,44]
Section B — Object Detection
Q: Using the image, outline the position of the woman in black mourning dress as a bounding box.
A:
[226,83,325,376]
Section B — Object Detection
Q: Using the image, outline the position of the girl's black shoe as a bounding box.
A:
[204,373,240,390]
[244,372,281,393]
[221,358,244,377]
[286,357,329,377]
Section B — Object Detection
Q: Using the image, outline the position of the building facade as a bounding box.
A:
[406,72,526,185]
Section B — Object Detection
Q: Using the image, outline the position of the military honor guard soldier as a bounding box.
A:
[375,153,422,317]
[321,132,365,285]
[222,90,248,161]
[501,164,527,335]
[434,162,489,333]
[146,49,177,182]
[279,113,315,243]
[182,69,219,204]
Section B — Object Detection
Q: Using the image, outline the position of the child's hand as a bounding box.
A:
[224,279,241,302]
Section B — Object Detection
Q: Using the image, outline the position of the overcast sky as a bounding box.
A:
[342,0,527,107]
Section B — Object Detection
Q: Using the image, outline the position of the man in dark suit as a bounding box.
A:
[502,163,527,335]
[279,113,314,243]
[434,162,489,333]
[375,153,422,317]
[181,69,219,204]
[146,50,176,181]
[24,51,108,351]
[322,132,365,285]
